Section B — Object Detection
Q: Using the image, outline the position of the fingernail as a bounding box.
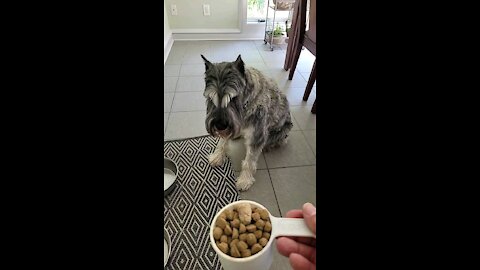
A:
[303,203,316,216]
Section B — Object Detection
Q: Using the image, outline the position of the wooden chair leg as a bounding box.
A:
[311,98,316,114]
[284,3,300,71]
[288,42,302,80]
[303,59,316,101]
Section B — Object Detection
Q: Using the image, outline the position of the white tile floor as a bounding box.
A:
[164,40,316,270]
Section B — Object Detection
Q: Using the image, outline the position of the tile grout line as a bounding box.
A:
[265,166,284,218]
[299,128,316,158]
[260,164,316,170]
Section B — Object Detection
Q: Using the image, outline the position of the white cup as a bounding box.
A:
[209,200,315,270]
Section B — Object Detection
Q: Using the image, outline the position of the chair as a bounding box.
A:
[284,0,317,114]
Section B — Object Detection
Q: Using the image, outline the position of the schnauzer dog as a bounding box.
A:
[201,54,293,191]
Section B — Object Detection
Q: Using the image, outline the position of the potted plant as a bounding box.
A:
[267,25,286,44]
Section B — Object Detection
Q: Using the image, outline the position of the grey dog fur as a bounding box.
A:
[201,54,293,191]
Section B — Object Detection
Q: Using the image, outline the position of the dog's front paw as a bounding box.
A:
[235,172,255,191]
[208,151,225,167]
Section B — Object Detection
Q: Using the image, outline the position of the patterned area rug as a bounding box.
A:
[164,135,240,270]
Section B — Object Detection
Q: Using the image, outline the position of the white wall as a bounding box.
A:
[166,0,240,32]
[168,0,265,40]
[164,1,174,64]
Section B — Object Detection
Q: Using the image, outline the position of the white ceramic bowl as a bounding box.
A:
[164,158,177,196]
[164,227,172,267]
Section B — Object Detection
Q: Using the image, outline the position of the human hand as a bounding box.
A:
[276,203,316,270]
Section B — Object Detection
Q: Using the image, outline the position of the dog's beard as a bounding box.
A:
[206,108,241,139]
[214,129,231,139]
[208,123,234,139]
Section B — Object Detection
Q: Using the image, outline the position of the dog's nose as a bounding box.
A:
[214,122,228,131]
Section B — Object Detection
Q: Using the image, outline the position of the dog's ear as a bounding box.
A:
[201,54,214,71]
[234,55,245,74]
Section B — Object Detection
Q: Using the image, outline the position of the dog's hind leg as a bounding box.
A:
[209,138,228,167]
[264,117,294,151]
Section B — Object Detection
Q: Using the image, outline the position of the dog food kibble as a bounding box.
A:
[239,233,247,242]
[230,244,241,258]
[246,224,257,233]
[255,219,265,230]
[231,218,240,228]
[259,237,268,247]
[217,242,229,254]
[246,233,257,246]
[254,230,262,239]
[214,204,272,258]
[216,217,228,229]
[230,239,239,249]
[260,209,269,220]
[213,227,223,240]
[252,212,261,222]
[264,221,272,232]
[237,203,252,224]
[241,249,252,258]
[220,235,228,243]
[239,223,246,233]
[232,228,239,239]
[237,240,248,251]
[225,209,234,221]
[224,225,233,236]
[251,243,263,254]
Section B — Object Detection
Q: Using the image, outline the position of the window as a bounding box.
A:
[247,0,291,23]
[247,0,267,21]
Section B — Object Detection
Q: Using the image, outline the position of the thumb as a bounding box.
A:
[302,203,316,235]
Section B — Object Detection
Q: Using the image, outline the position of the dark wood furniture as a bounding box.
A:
[284,0,317,114]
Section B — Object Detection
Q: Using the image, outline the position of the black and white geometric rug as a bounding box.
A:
[164,135,240,270]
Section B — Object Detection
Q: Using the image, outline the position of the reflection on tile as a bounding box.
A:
[238,51,263,63]
[164,93,174,113]
[176,76,205,92]
[179,64,205,76]
[238,170,281,217]
[164,111,208,140]
[290,114,301,131]
[264,131,315,168]
[247,62,269,72]
[182,51,211,64]
[164,65,181,77]
[164,77,178,93]
[282,87,316,106]
[303,130,316,156]
[295,60,315,73]
[171,92,207,112]
[291,106,316,130]
[270,166,316,217]
[257,153,267,170]
[165,51,184,65]
[275,73,308,89]
[164,113,169,135]
[299,72,316,82]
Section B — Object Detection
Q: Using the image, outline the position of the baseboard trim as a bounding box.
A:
[171,28,241,34]
[164,33,174,65]
[172,37,264,41]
